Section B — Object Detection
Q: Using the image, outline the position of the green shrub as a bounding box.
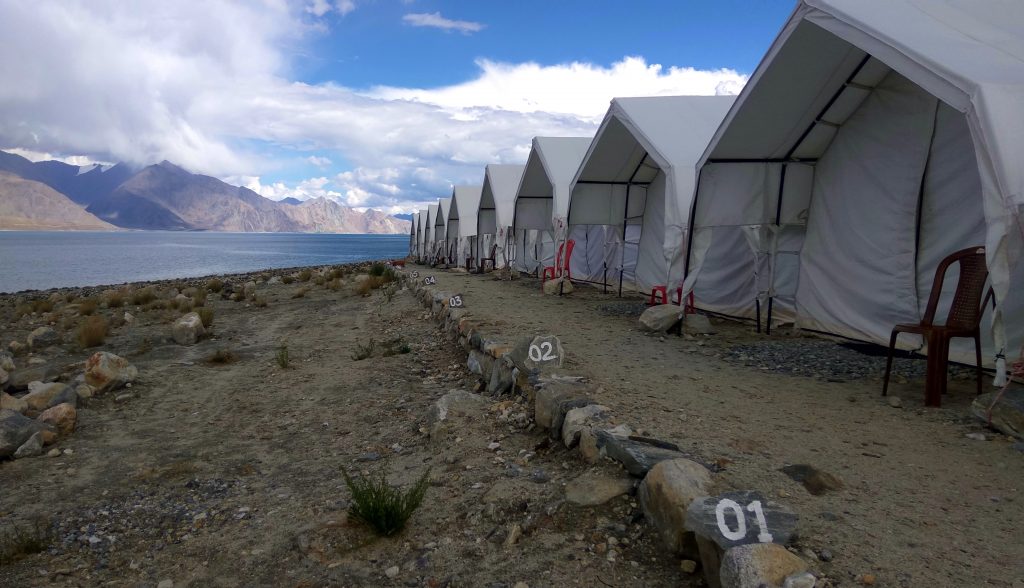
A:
[276,342,289,369]
[368,262,387,277]
[343,468,430,537]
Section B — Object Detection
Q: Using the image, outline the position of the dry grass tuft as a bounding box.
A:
[281,275,295,284]
[106,291,126,308]
[131,287,157,305]
[197,307,214,328]
[0,520,52,566]
[206,278,224,293]
[205,348,237,365]
[298,269,313,282]
[78,315,108,348]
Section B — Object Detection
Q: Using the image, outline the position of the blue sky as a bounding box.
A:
[0,0,794,213]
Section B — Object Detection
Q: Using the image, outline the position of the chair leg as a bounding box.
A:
[974,334,984,396]
[882,330,899,397]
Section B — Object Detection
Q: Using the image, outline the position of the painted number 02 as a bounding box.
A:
[715,499,773,543]
[449,295,463,308]
[528,342,557,362]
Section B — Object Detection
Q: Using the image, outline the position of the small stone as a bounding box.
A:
[886,396,902,408]
[27,326,60,350]
[565,473,634,506]
[965,432,987,441]
[859,573,877,585]
[13,431,43,458]
[513,583,529,588]
[115,393,133,403]
[63,448,73,455]
[487,441,501,451]
[818,548,833,562]
[783,571,817,588]
[719,543,808,588]
[780,464,844,495]
[157,580,174,588]
[356,452,382,462]
[37,403,77,436]
[680,559,698,574]
[0,392,27,414]
[385,565,400,578]
[504,524,522,548]
[47,448,61,457]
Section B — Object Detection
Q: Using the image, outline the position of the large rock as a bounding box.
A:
[467,350,493,378]
[561,404,610,448]
[686,491,798,550]
[428,390,485,440]
[596,432,690,477]
[1,392,27,414]
[638,458,713,555]
[509,335,565,372]
[0,408,42,458]
[243,281,257,300]
[564,472,634,506]
[684,314,716,335]
[172,312,206,345]
[13,431,43,458]
[534,383,592,433]
[8,341,27,356]
[7,365,59,391]
[487,357,515,396]
[542,277,574,296]
[84,352,138,393]
[27,326,61,350]
[47,386,79,409]
[639,305,684,332]
[780,464,843,496]
[23,382,67,413]
[972,388,1024,439]
[38,403,77,436]
[579,423,632,464]
[719,543,807,588]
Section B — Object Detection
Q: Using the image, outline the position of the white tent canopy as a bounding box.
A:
[424,204,439,261]
[416,209,429,260]
[479,164,525,268]
[568,95,735,292]
[435,197,453,261]
[684,0,1024,376]
[409,212,419,256]
[512,137,592,273]
[448,184,483,265]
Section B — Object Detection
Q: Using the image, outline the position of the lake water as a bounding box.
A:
[0,231,410,293]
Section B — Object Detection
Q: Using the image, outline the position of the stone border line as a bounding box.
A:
[401,269,821,588]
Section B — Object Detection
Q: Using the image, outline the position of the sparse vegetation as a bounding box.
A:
[142,299,170,311]
[14,302,33,317]
[291,286,310,299]
[313,275,325,286]
[368,262,387,277]
[298,269,312,282]
[33,299,54,314]
[381,337,412,357]
[276,342,289,369]
[351,339,376,361]
[281,275,295,284]
[77,315,108,348]
[135,337,153,356]
[197,307,214,328]
[131,287,157,305]
[0,520,53,566]
[329,268,344,280]
[326,278,341,291]
[106,291,125,308]
[254,296,268,308]
[77,298,98,315]
[342,468,430,537]
[206,348,237,365]
[192,288,208,308]
[206,278,224,293]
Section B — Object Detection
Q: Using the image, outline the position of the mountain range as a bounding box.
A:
[0,151,410,234]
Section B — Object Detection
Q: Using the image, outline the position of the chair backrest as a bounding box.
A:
[923,246,988,329]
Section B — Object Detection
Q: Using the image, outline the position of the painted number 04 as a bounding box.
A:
[528,342,557,362]
[715,499,773,543]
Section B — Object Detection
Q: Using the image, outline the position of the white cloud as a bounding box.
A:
[306,0,331,17]
[0,1,747,214]
[306,155,332,168]
[3,147,110,168]
[402,12,485,34]
[336,0,356,16]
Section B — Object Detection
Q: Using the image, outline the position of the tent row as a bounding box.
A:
[407,0,1023,382]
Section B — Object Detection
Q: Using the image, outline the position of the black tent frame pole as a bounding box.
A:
[618,155,649,298]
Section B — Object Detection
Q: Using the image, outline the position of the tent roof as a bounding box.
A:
[410,212,419,236]
[515,136,592,230]
[450,184,483,237]
[480,164,525,232]
[575,96,735,185]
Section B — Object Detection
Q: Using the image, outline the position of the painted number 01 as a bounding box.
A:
[715,499,773,543]
[528,342,557,362]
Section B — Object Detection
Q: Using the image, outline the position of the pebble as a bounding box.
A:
[966,433,988,441]
[157,581,173,588]
[680,559,698,573]
[818,548,833,562]
[513,583,529,588]
[47,448,61,458]
[487,441,501,451]
[385,565,400,578]
[886,396,902,408]
[63,448,73,455]
[859,573,877,585]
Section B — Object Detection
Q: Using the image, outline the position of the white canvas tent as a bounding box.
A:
[424,204,439,263]
[683,0,1024,379]
[478,164,525,269]
[435,197,453,264]
[568,96,735,294]
[409,212,419,257]
[416,209,430,261]
[512,137,593,274]
[447,185,483,268]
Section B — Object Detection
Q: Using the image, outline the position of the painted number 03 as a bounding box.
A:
[449,295,463,308]
[528,342,557,362]
[715,499,773,543]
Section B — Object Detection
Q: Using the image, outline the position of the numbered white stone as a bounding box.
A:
[521,335,564,370]
[448,294,464,308]
[685,491,796,549]
[423,276,436,285]
[411,270,419,278]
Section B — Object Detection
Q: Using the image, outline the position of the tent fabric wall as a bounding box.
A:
[449,184,483,266]
[416,209,429,260]
[686,0,1024,377]
[424,204,439,261]
[478,164,525,268]
[568,96,734,296]
[409,212,419,256]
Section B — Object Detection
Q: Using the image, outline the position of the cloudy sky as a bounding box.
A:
[0,0,792,214]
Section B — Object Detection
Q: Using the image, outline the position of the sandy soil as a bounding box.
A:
[0,267,690,587]
[411,268,1024,588]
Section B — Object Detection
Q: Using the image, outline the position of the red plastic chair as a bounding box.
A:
[541,240,575,284]
[649,286,696,313]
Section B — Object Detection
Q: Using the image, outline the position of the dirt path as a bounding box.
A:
[1,270,689,587]
[417,269,1024,588]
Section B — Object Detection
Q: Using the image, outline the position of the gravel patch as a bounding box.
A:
[598,302,648,317]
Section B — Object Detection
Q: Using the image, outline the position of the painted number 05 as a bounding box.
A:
[715,499,773,543]
[449,295,463,308]
[528,342,557,362]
